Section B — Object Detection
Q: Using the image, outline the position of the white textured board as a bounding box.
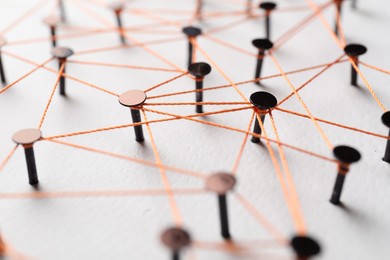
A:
[0,0,390,259]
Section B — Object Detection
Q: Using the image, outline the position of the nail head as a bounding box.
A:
[182,26,202,37]
[250,91,278,110]
[119,89,147,107]
[344,44,367,57]
[381,111,390,128]
[51,47,74,59]
[252,39,274,50]
[206,173,236,194]
[161,227,191,251]
[333,145,361,164]
[259,2,277,11]
[188,62,212,77]
[12,128,42,145]
[290,235,321,258]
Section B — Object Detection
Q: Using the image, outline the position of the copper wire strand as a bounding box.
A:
[147,59,348,100]
[140,109,184,226]
[191,35,309,228]
[0,57,54,95]
[254,109,306,234]
[305,0,386,112]
[360,61,390,75]
[231,111,255,175]
[67,60,181,73]
[73,36,185,56]
[0,188,206,200]
[144,72,189,93]
[46,139,206,179]
[202,33,258,57]
[335,2,347,46]
[0,0,48,35]
[268,111,306,234]
[0,145,19,173]
[234,192,287,244]
[273,1,332,51]
[42,106,252,140]
[142,107,337,163]
[1,50,119,97]
[143,101,250,106]
[38,62,65,129]
[0,1,388,255]
[278,55,346,106]
[276,107,390,139]
[269,52,334,150]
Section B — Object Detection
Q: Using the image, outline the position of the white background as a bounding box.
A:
[0,0,389,259]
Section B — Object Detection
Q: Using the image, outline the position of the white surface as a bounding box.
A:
[0,0,390,259]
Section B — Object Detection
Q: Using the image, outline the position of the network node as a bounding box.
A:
[381,111,390,163]
[290,235,321,260]
[119,90,147,142]
[188,62,212,113]
[12,128,42,185]
[161,227,191,260]
[330,145,361,205]
[206,173,236,240]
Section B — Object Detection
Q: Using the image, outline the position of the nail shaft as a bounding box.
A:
[115,13,126,44]
[254,50,264,85]
[172,250,179,260]
[59,60,66,95]
[24,146,39,185]
[330,171,346,205]
[130,108,144,142]
[265,15,271,39]
[251,114,265,143]
[195,77,203,113]
[188,38,194,68]
[218,194,231,239]
[350,57,358,86]
[383,129,390,162]
[0,52,6,84]
[50,27,57,47]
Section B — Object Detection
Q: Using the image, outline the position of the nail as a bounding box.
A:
[0,37,7,85]
[249,91,278,143]
[206,172,236,240]
[344,44,367,86]
[109,2,126,44]
[51,47,74,96]
[381,111,390,163]
[290,235,321,260]
[252,39,273,85]
[43,16,60,47]
[188,62,212,113]
[161,227,191,260]
[182,26,202,68]
[330,145,361,205]
[259,2,277,40]
[12,128,42,185]
[119,90,147,142]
